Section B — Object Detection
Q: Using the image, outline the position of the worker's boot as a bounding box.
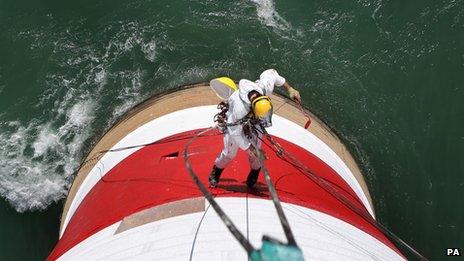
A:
[246,168,261,188]
[208,165,224,188]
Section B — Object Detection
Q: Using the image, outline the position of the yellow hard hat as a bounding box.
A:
[251,96,272,119]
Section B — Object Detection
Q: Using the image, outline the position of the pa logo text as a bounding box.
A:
[446,248,461,256]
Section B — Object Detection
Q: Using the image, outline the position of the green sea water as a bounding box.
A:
[0,0,463,260]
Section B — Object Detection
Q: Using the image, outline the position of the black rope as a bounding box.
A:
[183,125,301,256]
[257,127,427,260]
[183,127,256,254]
[253,127,367,208]
[103,131,220,153]
[249,128,298,246]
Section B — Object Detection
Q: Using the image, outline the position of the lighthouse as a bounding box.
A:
[48,84,405,260]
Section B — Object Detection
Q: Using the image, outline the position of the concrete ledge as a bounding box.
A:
[115,197,205,234]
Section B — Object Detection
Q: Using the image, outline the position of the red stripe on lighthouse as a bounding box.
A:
[49,129,400,260]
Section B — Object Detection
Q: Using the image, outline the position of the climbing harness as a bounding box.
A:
[242,118,259,140]
[212,103,255,135]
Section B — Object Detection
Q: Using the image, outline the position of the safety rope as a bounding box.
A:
[78,130,220,171]
[249,126,298,246]
[183,124,304,258]
[223,115,300,247]
[183,127,256,255]
[254,126,427,260]
[295,101,312,129]
[81,130,221,184]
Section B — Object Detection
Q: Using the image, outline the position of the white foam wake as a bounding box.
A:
[0,99,96,212]
[249,0,291,31]
[0,19,162,212]
[111,69,145,120]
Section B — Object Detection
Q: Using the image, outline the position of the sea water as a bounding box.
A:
[0,0,462,259]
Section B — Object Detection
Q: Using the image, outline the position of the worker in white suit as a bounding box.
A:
[209,69,301,188]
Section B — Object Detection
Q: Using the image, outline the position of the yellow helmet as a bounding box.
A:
[251,95,273,120]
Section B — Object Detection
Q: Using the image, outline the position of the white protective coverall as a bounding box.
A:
[214,69,286,170]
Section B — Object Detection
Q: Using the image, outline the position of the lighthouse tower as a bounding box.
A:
[48,84,404,260]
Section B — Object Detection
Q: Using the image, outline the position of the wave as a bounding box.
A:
[249,0,291,31]
[0,99,96,212]
[111,69,145,120]
[0,18,163,212]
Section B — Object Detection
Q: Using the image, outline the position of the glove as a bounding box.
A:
[288,87,301,103]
